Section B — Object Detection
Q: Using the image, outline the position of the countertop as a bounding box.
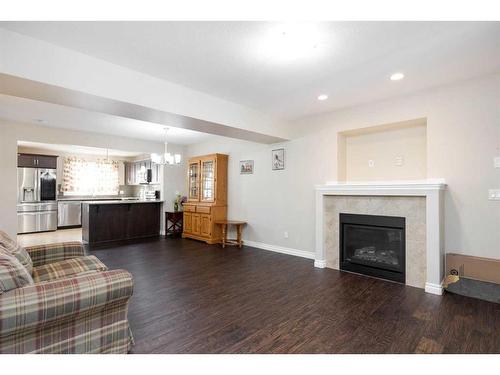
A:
[57,196,140,201]
[82,199,164,205]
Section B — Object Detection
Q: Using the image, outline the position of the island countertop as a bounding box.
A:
[82,199,164,205]
[57,196,139,201]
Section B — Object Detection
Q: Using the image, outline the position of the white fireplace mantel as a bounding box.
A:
[315,179,446,295]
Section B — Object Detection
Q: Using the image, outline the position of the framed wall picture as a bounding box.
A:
[272,148,285,170]
[240,160,254,174]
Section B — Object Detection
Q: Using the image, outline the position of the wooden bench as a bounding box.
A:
[214,220,247,248]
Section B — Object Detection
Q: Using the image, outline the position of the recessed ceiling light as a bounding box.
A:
[317,94,328,101]
[390,73,405,81]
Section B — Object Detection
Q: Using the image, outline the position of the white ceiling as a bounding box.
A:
[0,94,216,145]
[17,141,144,158]
[1,21,499,121]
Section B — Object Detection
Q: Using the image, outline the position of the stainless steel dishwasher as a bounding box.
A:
[57,201,82,228]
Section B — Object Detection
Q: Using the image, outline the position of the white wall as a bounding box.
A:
[0,120,186,238]
[187,74,500,260]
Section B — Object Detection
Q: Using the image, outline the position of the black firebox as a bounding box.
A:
[339,213,406,283]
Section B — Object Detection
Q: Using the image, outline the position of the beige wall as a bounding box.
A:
[2,74,498,261]
[187,73,500,260]
[342,121,427,181]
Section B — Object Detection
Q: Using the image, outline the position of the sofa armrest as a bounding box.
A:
[25,241,86,267]
[0,269,133,337]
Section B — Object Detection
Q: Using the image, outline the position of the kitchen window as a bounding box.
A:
[62,157,119,195]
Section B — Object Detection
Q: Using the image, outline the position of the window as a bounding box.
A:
[62,157,119,196]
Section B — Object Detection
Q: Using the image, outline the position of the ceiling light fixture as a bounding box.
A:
[390,72,405,81]
[151,127,181,166]
[317,94,328,101]
[256,23,323,64]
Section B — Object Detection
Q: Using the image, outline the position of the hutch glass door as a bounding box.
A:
[201,159,215,202]
[188,161,200,200]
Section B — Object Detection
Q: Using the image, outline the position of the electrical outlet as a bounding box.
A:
[395,156,404,167]
[284,231,289,239]
[368,159,375,168]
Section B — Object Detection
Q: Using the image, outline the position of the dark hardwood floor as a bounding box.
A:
[89,237,500,354]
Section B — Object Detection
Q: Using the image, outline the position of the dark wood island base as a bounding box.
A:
[82,200,163,246]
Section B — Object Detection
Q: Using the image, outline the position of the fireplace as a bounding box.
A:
[339,213,406,283]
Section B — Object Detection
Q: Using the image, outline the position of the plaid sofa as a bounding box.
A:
[0,240,134,354]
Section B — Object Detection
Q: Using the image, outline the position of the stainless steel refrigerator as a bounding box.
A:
[17,167,57,233]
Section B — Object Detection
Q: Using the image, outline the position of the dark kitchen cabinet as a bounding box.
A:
[127,203,162,238]
[18,153,57,169]
[36,155,58,169]
[82,202,161,245]
[18,154,37,168]
[83,204,129,244]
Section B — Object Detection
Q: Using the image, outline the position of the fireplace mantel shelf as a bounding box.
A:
[316,179,446,193]
[314,178,446,296]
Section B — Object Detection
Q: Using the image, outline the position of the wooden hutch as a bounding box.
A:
[182,153,228,244]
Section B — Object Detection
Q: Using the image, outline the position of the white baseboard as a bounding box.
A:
[244,240,314,260]
[425,282,444,295]
[314,259,327,268]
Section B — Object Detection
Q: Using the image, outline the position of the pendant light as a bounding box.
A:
[151,127,182,165]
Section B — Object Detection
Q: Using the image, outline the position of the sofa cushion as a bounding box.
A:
[0,246,34,294]
[32,255,108,283]
[0,230,33,275]
[26,241,85,268]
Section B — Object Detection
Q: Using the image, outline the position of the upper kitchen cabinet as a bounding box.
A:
[125,159,161,185]
[18,153,57,169]
[186,154,228,205]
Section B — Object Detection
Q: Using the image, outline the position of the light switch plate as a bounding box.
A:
[494,157,500,168]
[488,189,500,200]
[368,160,375,168]
[395,156,404,167]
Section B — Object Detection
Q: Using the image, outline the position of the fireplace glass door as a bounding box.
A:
[343,224,403,272]
[340,213,406,283]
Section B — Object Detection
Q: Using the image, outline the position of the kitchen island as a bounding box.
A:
[82,200,163,246]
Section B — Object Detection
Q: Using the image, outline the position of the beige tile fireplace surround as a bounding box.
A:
[314,180,446,295]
